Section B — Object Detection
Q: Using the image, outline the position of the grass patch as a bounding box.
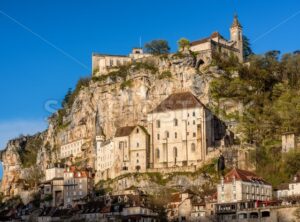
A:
[158,70,172,79]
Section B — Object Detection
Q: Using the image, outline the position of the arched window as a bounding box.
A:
[174,118,178,126]
[191,143,196,152]
[175,132,177,139]
[156,149,160,159]
[173,147,178,158]
[165,131,169,139]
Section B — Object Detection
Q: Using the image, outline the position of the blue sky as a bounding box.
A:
[0,0,299,152]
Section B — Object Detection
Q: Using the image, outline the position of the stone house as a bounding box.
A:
[95,125,150,182]
[63,166,94,208]
[40,164,65,207]
[147,91,227,169]
[282,132,300,153]
[45,164,64,181]
[113,125,150,173]
[95,139,115,181]
[167,190,195,222]
[190,196,207,221]
[92,48,151,76]
[217,168,272,203]
[60,138,88,159]
[216,168,272,221]
[275,172,300,199]
[190,14,244,64]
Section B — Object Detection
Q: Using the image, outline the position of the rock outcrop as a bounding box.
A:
[0,53,218,198]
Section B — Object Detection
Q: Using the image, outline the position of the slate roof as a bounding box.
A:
[115,125,149,137]
[224,168,270,185]
[231,14,242,28]
[150,92,205,113]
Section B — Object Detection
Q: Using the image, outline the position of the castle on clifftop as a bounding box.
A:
[92,15,243,77]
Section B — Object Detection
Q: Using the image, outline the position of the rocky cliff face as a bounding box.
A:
[0,132,46,199]
[0,53,218,198]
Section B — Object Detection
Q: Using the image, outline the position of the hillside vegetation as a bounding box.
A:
[210,50,300,186]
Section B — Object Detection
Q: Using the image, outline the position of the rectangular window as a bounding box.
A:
[156,120,160,128]
[157,134,160,140]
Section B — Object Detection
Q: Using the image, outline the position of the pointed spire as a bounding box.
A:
[231,13,242,28]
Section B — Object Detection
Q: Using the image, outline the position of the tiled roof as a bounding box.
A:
[190,37,210,46]
[150,92,205,113]
[115,125,149,137]
[275,183,289,190]
[64,166,92,178]
[224,168,270,185]
[115,126,137,137]
[190,32,226,46]
[169,193,181,203]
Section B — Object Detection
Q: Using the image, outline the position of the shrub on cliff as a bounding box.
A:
[177,38,190,51]
[144,39,170,55]
[132,61,158,74]
[210,50,300,186]
[18,135,43,168]
[158,70,172,79]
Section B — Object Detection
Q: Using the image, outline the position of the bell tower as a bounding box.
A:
[230,14,243,62]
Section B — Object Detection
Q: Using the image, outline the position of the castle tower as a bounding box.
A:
[230,14,243,62]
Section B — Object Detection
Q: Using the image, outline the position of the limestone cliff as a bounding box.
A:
[0,53,221,199]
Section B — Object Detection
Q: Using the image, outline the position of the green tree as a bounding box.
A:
[243,35,253,60]
[26,166,44,188]
[144,40,170,55]
[294,50,300,55]
[209,50,300,186]
[177,38,190,51]
[62,88,73,107]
